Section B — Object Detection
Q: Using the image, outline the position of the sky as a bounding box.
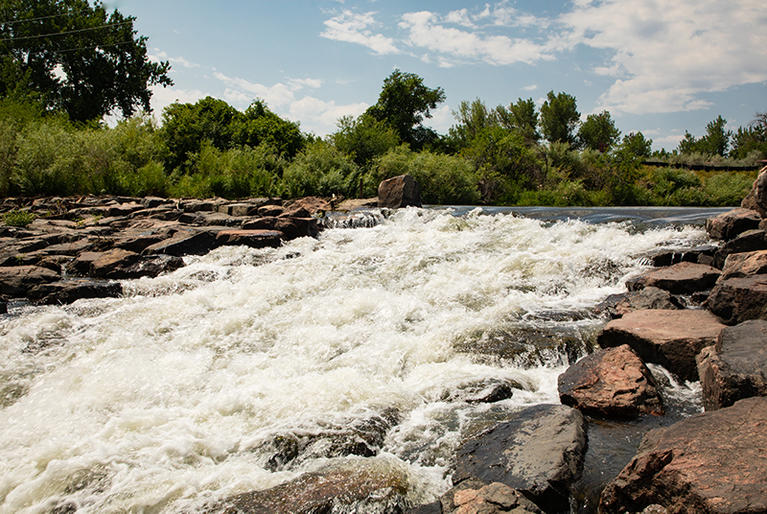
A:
[110,0,767,151]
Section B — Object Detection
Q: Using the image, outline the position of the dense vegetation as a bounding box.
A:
[1,2,765,206]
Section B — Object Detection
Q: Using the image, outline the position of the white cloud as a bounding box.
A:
[399,11,552,66]
[523,84,538,91]
[150,49,200,69]
[423,104,454,133]
[445,8,476,28]
[147,84,210,123]
[320,10,399,55]
[288,78,323,90]
[288,97,369,135]
[213,72,296,107]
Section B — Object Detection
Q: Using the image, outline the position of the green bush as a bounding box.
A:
[702,172,756,206]
[2,209,36,227]
[281,141,359,198]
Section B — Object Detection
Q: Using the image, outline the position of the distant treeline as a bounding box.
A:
[1,70,765,206]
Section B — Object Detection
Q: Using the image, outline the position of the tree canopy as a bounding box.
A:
[540,91,580,146]
[677,115,732,157]
[578,110,621,152]
[367,69,445,150]
[0,0,172,122]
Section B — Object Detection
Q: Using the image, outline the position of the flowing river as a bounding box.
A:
[0,206,727,513]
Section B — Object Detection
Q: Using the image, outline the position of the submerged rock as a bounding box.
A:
[599,396,767,513]
[217,457,411,514]
[453,404,587,513]
[215,229,283,249]
[558,345,663,419]
[378,174,422,208]
[597,309,725,381]
[441,378,518,404]
[697,320,767,410]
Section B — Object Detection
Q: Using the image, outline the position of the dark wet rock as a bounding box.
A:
[28,279,122,305]
[720,250,767,280]
[648,245,718,267]
[218,458,411,514]
[408,501,443,513]
[0,265,60,296]
[558,345,663,419]
[69,249,140,278]
[440,482,543,514]
[599,396,767,514]
[441,379,518,404]
[705,275,767,324]
[714,229,767,267]
[113,233,167,253]
[142,229,219,256]
[179,211,247,227]
[123,254,184,278]
[597,287,682,318]
[740,165,767,217]
[241,216,319,239]
[215,229,283,249]
[378,174,422,208]
[0,300,6,314]
[705,208,762,240]
[697,320,767,411]
[626,262,720,295]
[598,309,725,381]
[454,404,587,513]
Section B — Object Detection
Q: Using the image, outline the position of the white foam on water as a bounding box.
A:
[0,208,708,512]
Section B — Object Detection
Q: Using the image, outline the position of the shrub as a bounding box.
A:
[281,141,359,198]
[2,209,36,227]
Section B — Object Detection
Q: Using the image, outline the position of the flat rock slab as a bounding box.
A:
[454,404,587,513]
[599,396,767,513]
[142,229,219,256]
[626,262,720,295]
[69,249,140,278]
[597,309,725,381]
[0,265,60,296]
[215,229,283,248]
[697,320,767,410]
[609,287,682,318]
[558,345,663,419]
[705,208,762,240]
[706,275,767,325]
[28,279,122,305]
[218,458,410,513]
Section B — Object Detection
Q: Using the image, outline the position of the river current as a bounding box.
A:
[0,206,725,512]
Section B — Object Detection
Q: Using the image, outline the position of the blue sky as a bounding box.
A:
[112,0,766,151]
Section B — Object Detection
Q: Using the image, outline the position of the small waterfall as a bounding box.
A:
[319,209,388,229]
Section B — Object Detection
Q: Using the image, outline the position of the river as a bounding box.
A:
[0,206,727,512]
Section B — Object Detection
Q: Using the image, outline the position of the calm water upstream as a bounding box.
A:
[0,206,726,512]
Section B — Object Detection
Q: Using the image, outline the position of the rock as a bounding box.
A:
[178,198,224,212]
[215,229,283,249]
[42,238,101,256]
[27,279,122,305]
[0,300,6,314]
[283,196,331,216]
[600,287,682,318]
[714,229,767,268]
[127,206,182,221]
[441,482,543,514]
[454,404,587,513]
[706,275,767,324]
[141,196,168,209]
[648,245,718,267]
[697,320,767,410]
[558,345,664,419]
[337,198,379,211]
[378,174,422,208]
[599,396,767,513]
[597,309,725,381]
[69,249,140,278]
[740,165,767,217]
[256,204,285,217]
[217,202,260,217]
[142,229,219,256]
[123,254,184,278]
[179,211,246,227]
[218,458,411,513]
[0,265,60,296]
[441,379,518,404]
[720,250,767,280]
[705,208,762,240]
[626,262,720,295]
[241,216,319,239]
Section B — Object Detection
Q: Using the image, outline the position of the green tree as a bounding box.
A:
[618,131,653,158]
[331,113,400,168]
[367,69,445,150]
[539,91,580,146]
[495,97,540,144]
[0,0,172,122]
[233,100,303,159]
[577,110,621,152]
[677,115,732,157]
[730,112,767,160]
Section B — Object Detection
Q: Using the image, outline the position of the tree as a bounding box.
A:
[618,131,653,158]
[577,110,621,152]
[449,99,496,148]
[677,115,732,157]
[367,69,445,150]
[495,97,540,144]
[0,0,172,122]
[331,113,400,168]
[539,91,580,146]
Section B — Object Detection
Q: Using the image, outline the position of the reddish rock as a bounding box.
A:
[257,204,285,217]
[558,345,663,419]
[705,207,762,240]
[740,165,767,217]
[215,229,283,248]
[378,174,422,208]
[714,229,767,268]
[720,250,767,280]
[697,320,767,410]
[444,482,542,514]
[706,275,767,324]
[626,262,720,295]
[597,309,725,381]
[0,265,60,296]
[70,249,140,278]
[284,196,331,216]
[599,396,767,513]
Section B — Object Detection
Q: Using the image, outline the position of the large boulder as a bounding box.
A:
[626,262,720,295]
[740,165,767,217]
[706,275,767,324]
[597,309,725,381]
[558,345,663,419]
[599,396,767,513]
[453,404,587,513]
[0,265,60,296]
[218,458,411,513]
[720,250,767,280]
[378,174,422,208]
[705,208,762,240]
[697,320,767,410]
[69,249,140,278]
[714,229,767,268]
